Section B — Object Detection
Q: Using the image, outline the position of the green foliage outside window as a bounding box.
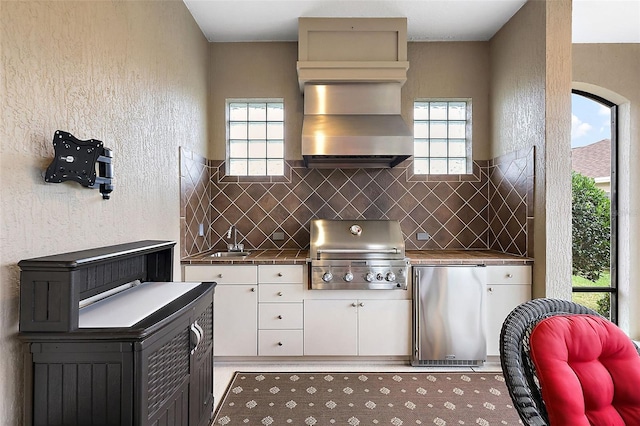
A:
[571,171,611,318]
[571,171,611,282]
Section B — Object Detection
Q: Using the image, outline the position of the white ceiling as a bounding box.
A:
[183,0,640,43]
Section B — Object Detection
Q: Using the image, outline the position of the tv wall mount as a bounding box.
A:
[44,130,114,199]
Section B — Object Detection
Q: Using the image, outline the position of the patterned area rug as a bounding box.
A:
[213,372,523,425]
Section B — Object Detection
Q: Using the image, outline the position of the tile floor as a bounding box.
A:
[213,359,503,412]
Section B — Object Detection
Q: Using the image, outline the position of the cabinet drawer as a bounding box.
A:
[259,283,304,302]
[486,265,531,285]
[258,265,304,283]
[184,265,257,284]
[259,303,303,329]
[258,330,303,356]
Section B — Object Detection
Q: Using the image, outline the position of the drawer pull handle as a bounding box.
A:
[278,342,283,346]
[277,315,283,319]
[277,272,283,277]
[278,292,283,296]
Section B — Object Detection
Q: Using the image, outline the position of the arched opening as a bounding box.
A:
[571,89,618,322]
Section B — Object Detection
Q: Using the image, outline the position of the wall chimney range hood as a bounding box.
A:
[297,18,413,168]
[301,83,413,168]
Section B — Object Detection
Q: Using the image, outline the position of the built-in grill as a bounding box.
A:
[308,219,410,290]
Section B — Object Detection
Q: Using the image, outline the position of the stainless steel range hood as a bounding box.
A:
[302,83,413,168]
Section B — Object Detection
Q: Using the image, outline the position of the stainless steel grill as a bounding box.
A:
[308,219,410,290]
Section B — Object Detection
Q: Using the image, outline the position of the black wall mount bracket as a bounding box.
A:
[44,130,114,199]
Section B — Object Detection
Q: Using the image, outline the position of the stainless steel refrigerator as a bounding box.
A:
[412,266,486,366]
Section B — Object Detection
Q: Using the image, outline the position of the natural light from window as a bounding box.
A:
[413,100,470,174]
[227,100,284,176]
[570,92,615,321]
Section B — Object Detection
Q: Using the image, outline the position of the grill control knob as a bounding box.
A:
[365,272,375,282]
[386,272,396,282]
[322,272,333,282]
[344,272,354,282]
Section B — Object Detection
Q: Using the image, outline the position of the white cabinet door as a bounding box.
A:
[485,284,531,356]
[185,265,258,356]
[358,299,412,356]
[214,284,258,356]
[303,300,358,355]
[304,299,411,356]
[485,265,531,357]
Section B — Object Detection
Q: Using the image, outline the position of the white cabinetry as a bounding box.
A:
[184,265,258,356]
[304,299,411,356]
[258,265,304,356]
[358,299,412,355]
[485,265,532,357]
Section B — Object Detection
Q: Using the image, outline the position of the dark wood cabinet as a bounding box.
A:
[19,241,215,426]
[137,288,214,426]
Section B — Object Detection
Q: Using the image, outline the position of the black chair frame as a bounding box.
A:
[499,298,640,426]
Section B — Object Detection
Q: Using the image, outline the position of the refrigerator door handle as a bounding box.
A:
[413,269,421,359]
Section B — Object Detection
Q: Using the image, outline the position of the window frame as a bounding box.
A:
[225,98,285,177]
[412,98,473,175]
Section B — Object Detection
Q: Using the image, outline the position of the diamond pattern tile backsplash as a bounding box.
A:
[180,147,534,259]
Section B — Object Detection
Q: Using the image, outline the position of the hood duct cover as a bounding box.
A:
[302,83,413,168]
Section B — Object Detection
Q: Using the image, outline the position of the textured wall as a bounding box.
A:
[208,41,491,161]
[542,0,573,300]
[405,42,491,160]
[573,44,640,338]
[0,1,209,422]
[489,0,572,299]
[209,42,303,160]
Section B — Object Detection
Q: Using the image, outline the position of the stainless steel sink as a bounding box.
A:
[210,251,251,258]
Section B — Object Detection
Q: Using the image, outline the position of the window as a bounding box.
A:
[570,90,617,322]
[227,100,284,176]
[413,100,471,174]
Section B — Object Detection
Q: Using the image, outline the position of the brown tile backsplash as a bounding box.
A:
[488,147,535,258]
[180,147,535,258]
[179,147,212,259]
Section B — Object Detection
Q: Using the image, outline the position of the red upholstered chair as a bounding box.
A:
[499,298,640,425]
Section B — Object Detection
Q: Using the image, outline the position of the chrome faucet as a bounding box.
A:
[226,224,243,252]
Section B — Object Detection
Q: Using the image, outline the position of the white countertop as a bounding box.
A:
[79,281,201,328]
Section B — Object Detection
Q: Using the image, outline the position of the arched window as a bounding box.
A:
[571,89,618,323]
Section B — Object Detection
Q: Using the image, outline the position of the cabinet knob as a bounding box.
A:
[278,292,283,296]
[277,342,283,346]
[351,302,357,307]
[506,273,513,278]
[359,302,364,307]
[218,273,223,278]
[277,272,283,277]
[277,315,283,319]
[488,287,493,292]
[251,287,255,292]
